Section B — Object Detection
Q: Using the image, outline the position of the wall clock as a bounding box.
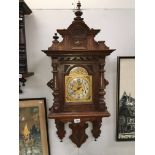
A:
[42,1,115,147]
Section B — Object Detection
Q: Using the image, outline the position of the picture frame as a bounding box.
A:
[116,56,135,141]
[19,98,50,155]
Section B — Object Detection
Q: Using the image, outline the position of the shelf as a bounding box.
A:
[49,111,110,119]
[49,110,110,147]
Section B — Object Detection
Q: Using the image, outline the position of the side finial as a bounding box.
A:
[53,33,59,42]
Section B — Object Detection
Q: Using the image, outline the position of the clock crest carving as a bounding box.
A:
[42,1,115,147]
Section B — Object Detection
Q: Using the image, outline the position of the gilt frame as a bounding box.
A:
[19,98,50,154]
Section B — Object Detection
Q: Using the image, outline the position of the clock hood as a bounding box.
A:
[42,1,115,54]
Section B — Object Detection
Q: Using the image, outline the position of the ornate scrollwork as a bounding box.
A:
[59,56,99,61]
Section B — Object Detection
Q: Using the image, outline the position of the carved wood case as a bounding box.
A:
[19,0,34,93]
[42,2,115,147]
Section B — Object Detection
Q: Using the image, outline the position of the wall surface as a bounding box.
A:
[20,1,135,155]
[25,0,134,9]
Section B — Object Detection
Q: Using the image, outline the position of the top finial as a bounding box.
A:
[74,1,83,20]
[77,1,81,10]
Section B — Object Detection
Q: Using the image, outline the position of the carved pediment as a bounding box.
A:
[47,1,115,54]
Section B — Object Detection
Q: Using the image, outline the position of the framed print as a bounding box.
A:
[116,56,135,141]
[19,98,50,155]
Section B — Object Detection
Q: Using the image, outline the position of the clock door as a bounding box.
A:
[65,66,92,103]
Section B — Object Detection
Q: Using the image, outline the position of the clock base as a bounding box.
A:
[48,111,110,147]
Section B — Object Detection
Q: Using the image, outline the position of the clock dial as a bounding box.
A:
[65,67,92,102]
[67,77,89,100]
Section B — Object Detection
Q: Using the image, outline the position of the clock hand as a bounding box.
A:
[70,86,82,95]
[70,87,79,95]
[77,86,81,90]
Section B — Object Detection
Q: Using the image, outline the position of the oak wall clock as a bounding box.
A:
[42,1,115,147]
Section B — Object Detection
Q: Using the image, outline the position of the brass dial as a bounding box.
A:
[65,67,92,102]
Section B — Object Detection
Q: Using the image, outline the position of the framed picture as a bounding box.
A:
[116,56,135,141]
[19,98,50,155]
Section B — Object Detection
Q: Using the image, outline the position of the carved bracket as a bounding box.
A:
[69,122,88,148]
[54,116,104,147]
[55,120,66,142]
[91,118,102,140]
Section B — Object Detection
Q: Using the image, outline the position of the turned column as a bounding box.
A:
[98,58,107,111]
[50,58,61,112]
